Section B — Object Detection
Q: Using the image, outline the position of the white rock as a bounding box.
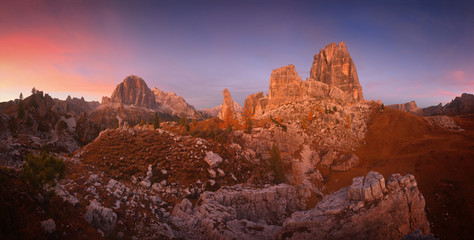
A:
[89,174,99,183]
[84,200,117,237]
[40,219,56,234]
[217,168,225,177]
[209,180,216,186]
[204,151,223,168]
[208,169,216,178]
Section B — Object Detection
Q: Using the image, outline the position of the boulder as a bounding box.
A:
[320,151,337,167]
[84,200,118,237]
[204,151,223,168]
[40,219,56,234]
[279,172,430,239]
[331,154,359,171]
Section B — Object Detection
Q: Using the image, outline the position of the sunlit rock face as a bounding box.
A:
[267,64,303,110]
[109,75,157,109]
[309,41,364,103]
[388,101,424,116]
[153,87,202,119]
[244,41,365,117]
[218,88,241,120]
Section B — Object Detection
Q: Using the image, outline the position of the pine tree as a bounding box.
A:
[18,93,24,119]
[153,113,160,129]
[381,103,385,111]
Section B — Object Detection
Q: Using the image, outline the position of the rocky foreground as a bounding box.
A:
[170,171,429,240]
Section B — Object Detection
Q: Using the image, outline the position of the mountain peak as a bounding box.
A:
[109,75,157,109]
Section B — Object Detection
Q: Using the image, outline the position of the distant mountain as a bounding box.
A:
[199,105,221,117]
[387,101,423,116]
[153,88,202,119]
[200,102,243,118]
[441,93,474,115]
[108,75,157,109]
[388,93,474,116]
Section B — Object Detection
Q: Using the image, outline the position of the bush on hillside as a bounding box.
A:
[21,151,65,191]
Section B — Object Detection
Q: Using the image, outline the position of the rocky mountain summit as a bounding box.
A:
[245,41,364,117]
[388,93,474,117]
[388,101,423,116]
[104,75,203,119]
[153,88,202,119]
[108,75,157,109]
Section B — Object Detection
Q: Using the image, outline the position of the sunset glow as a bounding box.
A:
[0,0,473,107]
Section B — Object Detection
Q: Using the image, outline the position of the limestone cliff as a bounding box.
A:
[218,88,241,120]
[109,75,157,109]
[388,101,424,116]
[244,41,364,117]
[309,41,364,102]
[153,88,202,119]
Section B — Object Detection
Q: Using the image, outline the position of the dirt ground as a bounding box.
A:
[323,108,474,240]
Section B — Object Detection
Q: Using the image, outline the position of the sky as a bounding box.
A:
[0,0,473,108]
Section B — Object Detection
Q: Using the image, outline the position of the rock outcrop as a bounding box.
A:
[388,101,424,116]
[244,92,267,117]
[267,65,303,110]
[84,200,117,237]
[218,88,241,120]
[171,171,430,240]
[172,184,305,240]
[109,75,157,109]
[244,42,364,117]
[279,171,430,240]
[309,42,364,102]
[440,93,474,115]
[153,87,202,118]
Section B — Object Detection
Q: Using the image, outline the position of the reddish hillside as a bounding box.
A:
[324,108,474,239]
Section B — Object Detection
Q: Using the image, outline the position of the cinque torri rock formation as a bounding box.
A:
[245,42,364,117]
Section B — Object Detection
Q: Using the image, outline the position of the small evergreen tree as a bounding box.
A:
[18,93,24,119]
[22,151,65,191]
[185,119,190,132]
[381,103,385,111]
[153,112,160,129]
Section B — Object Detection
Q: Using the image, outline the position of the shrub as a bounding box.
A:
[270,116,287,132]
[301,117,308,129]
[269,144,285,184]
[21,151,65,191]
[307,110,313,122]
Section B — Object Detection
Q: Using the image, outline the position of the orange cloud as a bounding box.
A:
[0,25,130,101]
